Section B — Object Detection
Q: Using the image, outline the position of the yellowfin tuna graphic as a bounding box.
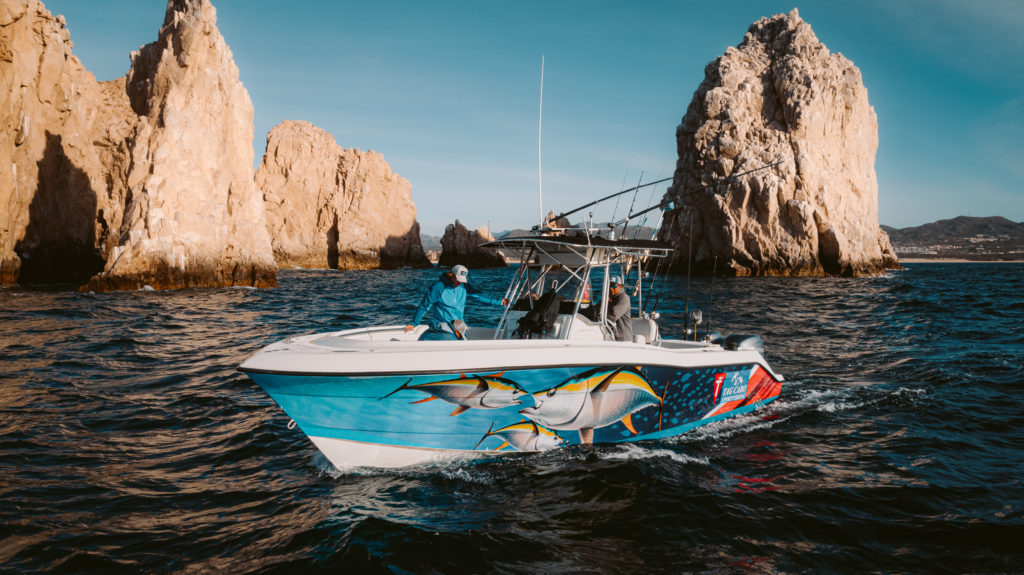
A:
[518,366,661,444]
[473,420,567,452]
[380,372,525,416]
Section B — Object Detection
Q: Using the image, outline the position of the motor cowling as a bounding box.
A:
[724,334,764,354]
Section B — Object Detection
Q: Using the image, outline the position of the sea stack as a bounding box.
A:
[1,0,276,290]
[84,0,276,290]
[256,120,430,270]
[438,220,507,268]
[661,9,899,276]
[0,0,134,285]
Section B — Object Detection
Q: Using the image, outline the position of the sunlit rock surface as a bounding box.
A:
[0,0,134,285]
[439,220,507,268]
[256,120,430,270]
[84,0,276,290]
[1,0,276,290]
[661,9,899,276]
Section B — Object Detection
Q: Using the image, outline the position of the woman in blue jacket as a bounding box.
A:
[404,265,501,340]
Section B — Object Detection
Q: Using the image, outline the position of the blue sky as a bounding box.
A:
[45,0,1023,234]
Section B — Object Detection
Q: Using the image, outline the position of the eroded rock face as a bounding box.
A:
[256,120,430,270]
[84,0,276,290]
[661,9,899,276]
[0,0,134,285]
[1,0,275,290]
[438,220,506,268]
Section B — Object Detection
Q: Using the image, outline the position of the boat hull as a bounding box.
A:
[243,360,782,470]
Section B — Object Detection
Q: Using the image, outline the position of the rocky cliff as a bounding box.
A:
[256,120,430,270]
[661,9,899,277]
[84,0,276,290]
[0,0,134,285]
[438,220,507,268]
[1,0,276,290]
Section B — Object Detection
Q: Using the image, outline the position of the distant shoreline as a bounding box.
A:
[899,258,1024,263]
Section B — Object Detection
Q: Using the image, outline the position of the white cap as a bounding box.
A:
[609,275,622,285]
[452,265,469,283]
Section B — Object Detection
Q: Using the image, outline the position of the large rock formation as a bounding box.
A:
[0,0,134,285]
[256,120,430,269]
[438,220,507,268]
[661,9,899,276]
[1,0,276,290]
[84,0,275,290]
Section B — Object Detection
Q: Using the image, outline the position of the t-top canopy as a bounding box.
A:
[483,235,673,266]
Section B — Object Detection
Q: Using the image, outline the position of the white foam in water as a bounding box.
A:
[439,466,497,484]
[600,443,710,465]
[311,451,346,478]
[816,400,861,413]
[894,387,927,397]
[684,413,782,442]
[774,381,927,415]
[778,387,854,414]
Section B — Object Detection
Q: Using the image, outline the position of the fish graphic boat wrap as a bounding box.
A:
[247,362,782,456]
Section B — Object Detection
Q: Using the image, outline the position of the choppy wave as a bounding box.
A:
[1,263,1023,573]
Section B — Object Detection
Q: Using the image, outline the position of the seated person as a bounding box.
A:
[605,275,633,342]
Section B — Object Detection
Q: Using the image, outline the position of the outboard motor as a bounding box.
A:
[723,334,765,355]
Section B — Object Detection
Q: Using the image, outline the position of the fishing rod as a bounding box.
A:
[608,170,631,231]
[647,160,780,323]
[609,159,783,230]
[643,213,680,317]
[634,177,661,239]
[610,199,673,230]
[536,176,673,228]
[539,158,782,231]
[706,255,717,340]
[683,211,693,325]
[619,172,645,239]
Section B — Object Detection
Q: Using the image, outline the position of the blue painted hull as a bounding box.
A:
[244,362,782,458]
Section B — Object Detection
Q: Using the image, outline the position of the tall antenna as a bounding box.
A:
[538,55,545,228]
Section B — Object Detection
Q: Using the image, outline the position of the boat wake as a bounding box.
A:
[596,443,710,466]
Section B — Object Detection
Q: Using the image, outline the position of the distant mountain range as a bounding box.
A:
[882,216,1023,260]
[424,216,1024,261]
[882,216,1023,243]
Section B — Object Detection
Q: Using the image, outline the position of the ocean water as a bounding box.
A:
[1,263,1022,574]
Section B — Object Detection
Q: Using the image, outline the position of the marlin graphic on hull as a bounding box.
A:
[381,372,526,416]
[518,366,662,443]
[473,420,567,452]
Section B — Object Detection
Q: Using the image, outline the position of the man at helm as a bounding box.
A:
[606,275,633,342]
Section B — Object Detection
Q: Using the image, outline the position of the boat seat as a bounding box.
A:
[631,318,659,344]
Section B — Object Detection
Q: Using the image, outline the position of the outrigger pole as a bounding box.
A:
[538,176,673,228]
[537,55,545,229]
[611,199,674,230]
[536,158,782,231]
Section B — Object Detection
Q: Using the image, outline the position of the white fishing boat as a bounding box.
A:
[239,233,784,470]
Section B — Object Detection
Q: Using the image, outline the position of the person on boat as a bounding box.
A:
[606,275,633,342]
[405,264,501,340]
